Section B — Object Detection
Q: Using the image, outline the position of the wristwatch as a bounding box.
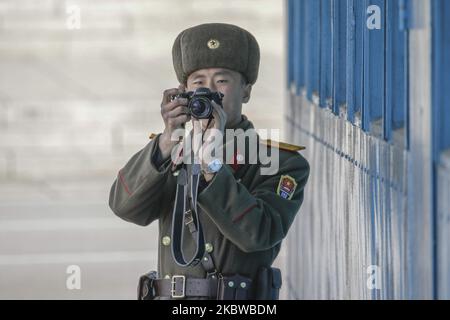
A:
[205,158,223,174]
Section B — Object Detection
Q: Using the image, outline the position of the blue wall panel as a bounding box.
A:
[432,0,450,156]
[305,0,320,101]
[320,0,333,108]
[385,0,408,142]
[293,0,306,93]
[332,0,347,115]
[346,0,356,121]
[363,0,385,132]
[432,0,450,299]
[287,0,295,87]
[354,0,365,124]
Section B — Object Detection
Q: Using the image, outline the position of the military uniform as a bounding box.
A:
[108,23,310,299]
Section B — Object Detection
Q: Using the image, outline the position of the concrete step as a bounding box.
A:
[0,101,160,126]
[0,259,157,299]
[0,0,282,56]
[0,177,119,204]
[0,56,167,101]
[0,0,280,19]
[0,122,156,147]
[0,15,129,33]
[0,145,147,180]
[0,217,158,255]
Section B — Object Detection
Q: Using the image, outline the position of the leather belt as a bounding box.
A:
[153,276,220,299]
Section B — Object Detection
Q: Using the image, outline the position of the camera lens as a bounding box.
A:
[189,97,212,119]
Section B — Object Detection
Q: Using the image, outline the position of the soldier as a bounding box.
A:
[109,23,310,300]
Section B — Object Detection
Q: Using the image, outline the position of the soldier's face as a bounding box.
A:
[186,68,252,128]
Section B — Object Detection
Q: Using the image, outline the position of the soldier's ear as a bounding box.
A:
[242,84,252,104]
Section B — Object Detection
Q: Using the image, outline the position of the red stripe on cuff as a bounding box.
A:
[232,204,258,223]
[118,170,132,196]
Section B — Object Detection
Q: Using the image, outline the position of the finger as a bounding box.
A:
[166,105,190,119]
[167,113,191,128]
[190,119,203,152]
[192,118,203,133]
[201,118,215,130]
[211,101,227,117]
[162,87,184,104]
[161,98,188,113]
[211,102,227,126]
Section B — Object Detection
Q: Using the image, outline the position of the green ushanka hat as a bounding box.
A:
[172,23,260,85]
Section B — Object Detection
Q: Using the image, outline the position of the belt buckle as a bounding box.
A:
[171,275,186,299]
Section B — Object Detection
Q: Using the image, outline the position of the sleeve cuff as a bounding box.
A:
[198,164,256,222]
[150,134,172,173]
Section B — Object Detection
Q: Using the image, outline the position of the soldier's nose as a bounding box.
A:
[206,82,217,92]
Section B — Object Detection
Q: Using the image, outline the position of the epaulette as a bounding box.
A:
[259,139,306,152]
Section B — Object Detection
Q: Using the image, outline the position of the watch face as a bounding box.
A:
[208,159,223,173]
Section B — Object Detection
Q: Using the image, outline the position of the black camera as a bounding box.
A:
[172,87,224,119]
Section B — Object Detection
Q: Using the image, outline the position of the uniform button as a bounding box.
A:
[240,282,247,288]
[164,274,171,279]
[205,243,214,253]
[162,236,171,246]
[203,256,209,262]
[228,281,234,288]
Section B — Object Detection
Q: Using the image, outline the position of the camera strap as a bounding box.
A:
[170,162,219,276]
[170,125,220,277]
[185,163,219,276]
[171,163,205,267]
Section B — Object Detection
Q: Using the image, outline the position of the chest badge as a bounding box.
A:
[277,175,297,200]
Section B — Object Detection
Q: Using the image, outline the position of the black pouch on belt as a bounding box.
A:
[217,274,252,300]
[255,266,282,300]
[137,270,157,300]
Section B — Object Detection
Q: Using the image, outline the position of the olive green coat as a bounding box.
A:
[109,115,309,290]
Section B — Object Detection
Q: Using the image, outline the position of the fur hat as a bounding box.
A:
[172,23,260,85]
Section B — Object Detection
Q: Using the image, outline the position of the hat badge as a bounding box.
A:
[207,39,220,49]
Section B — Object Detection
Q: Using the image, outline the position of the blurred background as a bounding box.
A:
[0,0,287,299]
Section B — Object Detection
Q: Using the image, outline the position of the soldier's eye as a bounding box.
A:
[217,79,228,83]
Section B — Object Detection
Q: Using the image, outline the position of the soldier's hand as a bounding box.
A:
[209,100,227,133]
[191,101,227,182]
[197,100,227,145]
[158,84,191,159]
